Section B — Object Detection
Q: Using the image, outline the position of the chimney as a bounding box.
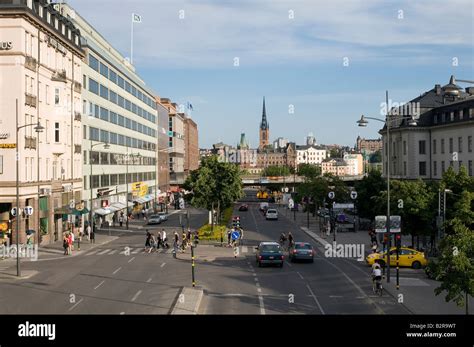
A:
[435,84,441,95]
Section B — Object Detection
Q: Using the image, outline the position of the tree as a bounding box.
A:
[298,163,321,179]
[441,166,474,227]
[354,170,386,220]
[430,218,474,314]
[369,150,382,163]
[262,165,291,177]
[183,156,243,212]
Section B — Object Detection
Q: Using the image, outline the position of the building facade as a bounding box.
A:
[296,145,327,165]
[156,97,170,196]
[343,153,364,175]
[380,76,474,179]
[355,136,382,153]
[321,158,348,176]
[0,0,84,244]
[58,3,159,225]
[184,116,199,175]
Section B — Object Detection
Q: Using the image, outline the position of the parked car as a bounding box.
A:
[256,242,284,267]
[366,247,428,269]
[147,214,162,225]
[265,209,278,220]
[288,242,315,263]
[239,204,249,211]
[158,212,168,222]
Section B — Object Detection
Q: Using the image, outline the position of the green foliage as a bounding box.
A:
[431,218,474,311]
[354,170,386,220]
[369,150,382,163]
[441,166,474,228]
[262,165,291,177]
[183,156,243,211]
[298,163,321,179]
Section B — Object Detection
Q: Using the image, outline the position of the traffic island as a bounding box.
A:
[171,287,204,315]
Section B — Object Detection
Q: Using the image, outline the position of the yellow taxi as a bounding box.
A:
[366,247,428,269]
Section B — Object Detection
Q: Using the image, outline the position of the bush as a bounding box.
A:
[197,224,227,241]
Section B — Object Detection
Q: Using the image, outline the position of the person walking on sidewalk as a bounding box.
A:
[119,214,124,228]
[141,208,146,219]
[67,232,73,255]
[77,226,83,251]
[86,223,91,241]
[90,223,96,244]
[63,234,69,255]
[70,231,75,252]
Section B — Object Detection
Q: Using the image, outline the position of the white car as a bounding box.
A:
[158,212,168,222]
[265,209,278,220]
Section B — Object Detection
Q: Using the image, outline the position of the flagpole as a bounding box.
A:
[130,14,134,64]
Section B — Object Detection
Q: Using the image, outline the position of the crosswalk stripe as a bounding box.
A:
[132,249,140,254]
[242,246,248,253]
[86,250,99,256]
[107,250,118,255]
[97,249,111,255]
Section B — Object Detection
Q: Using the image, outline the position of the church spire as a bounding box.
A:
[260,97,268,130]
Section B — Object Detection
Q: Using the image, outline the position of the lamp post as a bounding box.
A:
[15,99,44,277]
[293,153,297,221]
[125,147,141,229]
[88,140,110,231]
[357,91,417,283]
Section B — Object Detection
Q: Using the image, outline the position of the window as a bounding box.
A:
[91,175,100,188]
[125,118,131,129]
[100,107,109,122]
[118,95,124,108]
[419,162,426,176]
[441,113,446,122]
[459,110,464,120]
[83,74,87,89]
[110,112,117,124]
[54,122,60,142]
[449,138,453,153]
[109,91,117,104]
[419,140,426,155]
[99,62,108,78]
[83,100,87,115]
[83,150,87,165]
[433,139,437,154]
[118,75,124,89]
[441,139,445,154]
[100,152,109,165]
[402,141,406,155]
[125,81,131,93]
[450,111,454,121]
[433,114,438,124]
[433,161,437,176]
[119,174,125,185]
[89,127,99,141]
[110,132,117,144]
[109,70,117,84]
[458,137,463,153]
[110,174,118,186]
[100,84,108,99]
[89,79,99,95]
[118,115,125,127]
[469,136,472,152]
[55,87,60,105]
[89,54,99,71]
[125,99,131,111]
[45,85,49,104]
[100,130,109,143]
[90,151,99,165]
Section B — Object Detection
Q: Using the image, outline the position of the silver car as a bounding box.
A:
[147,214,162,225]
[158,212,168,222]
[265,209,278,220]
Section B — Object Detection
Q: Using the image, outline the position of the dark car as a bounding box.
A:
[256,242,284,267]
[288,242,314,262]
[239,204,249,211]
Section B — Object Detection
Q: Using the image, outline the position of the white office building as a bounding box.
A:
[296,145,327,165]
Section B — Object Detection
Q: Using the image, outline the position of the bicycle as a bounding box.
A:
[372,277,383,296]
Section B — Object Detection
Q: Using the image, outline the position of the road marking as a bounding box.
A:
[329,295,343,298]
[132,248,140,254]
[257,287,262,293]
[306,284,325,315]
[128,257,135,263]
[113,267,121,275]
[254,277,258,282]
[255,282,260,288]
[161,262,166,268]
[85,250,98,256]
[242,246,248,253]
[258,295,265,314]
[68,298,83,312]
[97,249,111,255]
[131,290,142,302]
[107,249,118,255]
[252,273,257,277]
[296,271,304,280]
[94,280,105,290]
[146,277,152,283]
[120,312,125,315]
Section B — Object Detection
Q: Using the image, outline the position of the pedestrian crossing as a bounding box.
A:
[85,247,173,256]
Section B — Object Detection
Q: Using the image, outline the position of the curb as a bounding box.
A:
[171,287,204,315]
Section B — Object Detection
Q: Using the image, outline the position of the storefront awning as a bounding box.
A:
[54,206,89,215]
[93,202,133,216]
[133,194,154,204]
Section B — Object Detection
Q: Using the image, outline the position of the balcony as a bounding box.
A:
[52,69,67,83]
[25,56,37,71]
[74,111,81,122]
[24,136,37,150]
[25,93,37,108]
[73,81,82,93]
[74,144,81,154]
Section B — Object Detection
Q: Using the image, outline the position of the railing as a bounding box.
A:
[52,69,67,82]
[25,93,37,107]
[25,56,37,71]
[74,111,81,121]
[24,136,37,149]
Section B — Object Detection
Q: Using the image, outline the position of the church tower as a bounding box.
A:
[259,97,269,150]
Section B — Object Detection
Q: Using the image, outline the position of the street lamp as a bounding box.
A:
[125,147,141,229]
[357,91,417,283]
[88,140,110,231]
[15,99,44,277]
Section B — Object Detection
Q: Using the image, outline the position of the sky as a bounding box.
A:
[66,0,474,148]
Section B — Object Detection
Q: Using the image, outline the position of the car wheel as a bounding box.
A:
[412,261,421,269]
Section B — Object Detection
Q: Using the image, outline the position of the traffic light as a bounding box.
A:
[395,234,402,250]
[232,216,240,229]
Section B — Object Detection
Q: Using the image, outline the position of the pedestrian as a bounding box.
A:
[63,234,69,255]
[70,231,75,251]
[371,242,378,253]
[145,231,151,252]
[156,231,162,249]
[150,233,156,253]
[86,223,91,241]
[143,214,147,223]
[78,226,83,251]
[119,215,124,228]
[227,229,231,245]
[186,229,191,243]
[181,232,187,251]
[141,208,146,219]
[112,214,117,227]
[162,229,169,249]
[90,223,96,244]
[67,232,73,255]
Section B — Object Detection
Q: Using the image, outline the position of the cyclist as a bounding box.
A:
[279,232,287,249]
[371,262,382,293]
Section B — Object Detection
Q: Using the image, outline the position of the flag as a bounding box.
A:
[189,103,193,111]
[132,13,142,23]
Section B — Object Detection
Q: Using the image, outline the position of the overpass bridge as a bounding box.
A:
[240,174,365,186]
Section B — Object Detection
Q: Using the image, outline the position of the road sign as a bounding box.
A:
[350,191,358,200]
[231,230,240,240]
[288,198,294,209]
[10,207,21,217]
[328,191,335,200]
[24,206,34,216]
[375,215,387,233]
[390,215,401,233]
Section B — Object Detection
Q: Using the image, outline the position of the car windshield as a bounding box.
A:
[267,210,277,214]
[150,215,160,218]
[260,245,280,253]
[158,213,166,215]
[295,244,311,250]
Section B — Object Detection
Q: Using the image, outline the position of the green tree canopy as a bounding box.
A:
[262,165,291,177]
[354,170,386,220]
[297,163,321,179]
[183,156,243,211]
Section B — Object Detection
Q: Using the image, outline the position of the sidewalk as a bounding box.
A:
[278,206,469,315]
